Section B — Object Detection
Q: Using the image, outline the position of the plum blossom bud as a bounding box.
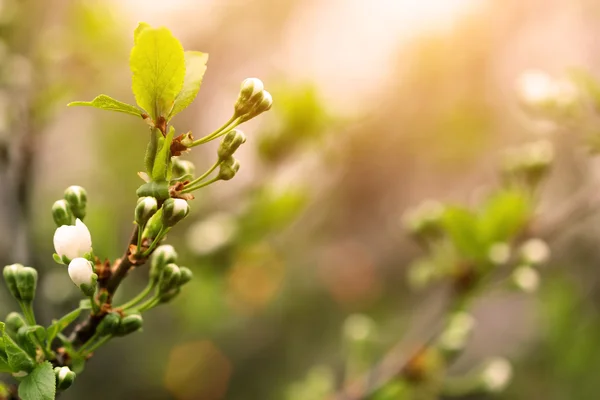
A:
[511,265,539,293]
[135,197,158,227]
[64,186,87,220]
[150,245,178,282]
[116,313,143,336]
[3,264,38,302]
[480,358,512,393]
[5,312,25,335]
[218,157,240,181]
[54,366,76,390]
[235,78,264,115]
[218,129,246,160]
[53,219,92,263]
[520,238,550,266]
[52,200,73,227]
[159,287,181,303]
[172,159,195,181]
[96,312,121,336]
[239,90,273,122]
[68,258,97,296]
[177,266,193,286]
[159,263,181,293]
[162,198,189,227]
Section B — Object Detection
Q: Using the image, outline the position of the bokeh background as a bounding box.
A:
[1,0,600,399]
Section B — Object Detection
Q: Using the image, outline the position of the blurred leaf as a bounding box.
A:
[130,24,185,119]
[18,361,55,400]
[478,189,531,244]
[441,206,483,260]
[170,51,209,118]
[68,94,143,117]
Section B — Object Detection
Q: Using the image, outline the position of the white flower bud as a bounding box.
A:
[239,78,264,101]
[52,200,73,227]
[67,258,94,287]
[53,219,92,262]
[54,366,76,390]
[511,265,539,293]
[239,90,273,122]
[135,196,158,226]
[481,358,512,393]
[520,238,550,266]
[162,198,190,227]
[217,129,246,160]
[150,244,178,281]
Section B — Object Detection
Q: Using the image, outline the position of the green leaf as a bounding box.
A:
[18,361,56,400]
[79,299,92,310]
[130,25,186,120]
[3,330,34,373]
[68,95,144,117]
[0,356,11,373]
[169,51,209,118]
[46,308,82,347]
[151,126,175,182]
[441,206,484,260]
[134,22,151,44]
[478,190,531,244]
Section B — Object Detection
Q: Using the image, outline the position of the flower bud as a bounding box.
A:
[218,157,240,181]
[67,258,97,296]
[162,198,189,227]
[52,200,73,227]
[159,263,181,293]
[519,238,550,266]
[150,244,178,282]
[64,186,87,220]
[135,197,158,227]
[234,78,264,115]
[53,219,92,263]
[172,159,195,181]
[96,312,121,336]
[218,129,247,160]
[116,313,143,336]
[15,266,38,302]
[480,358,512,393]
[3,264,21,300]
[159,287,181,303]
[177,266,193,286]
[5,312,26,335]
[511,266,539,294]
[54,366,76,390]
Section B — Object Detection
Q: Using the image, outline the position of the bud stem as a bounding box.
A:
[134,295,160,313]
[183,160,220,189]
[118,281,156,310]
[80,334,112,357]
[180,176,220,194]
[141,227,168,258]
[189,116,240,147]
[19,302,36,326]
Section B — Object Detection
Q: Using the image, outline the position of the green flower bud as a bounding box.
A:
[239,90,272,122]
[116,313,143,336]
[234,78,264,116]
[218,157,240,181]
[5,312,26,335]
[177,267,193,286]
[218,129,247,160]
[15,266,37,302]
[161,198,189,228]
[159,287,181,303]
[54,366,76,390]
[172,159,195,181]
[150,245,178,282]
[96,312,121,336]
[135,197,158,227]
[52,200,73,227]
[63,186,87,220]
[159,263,181,293]
[3,264,21,300]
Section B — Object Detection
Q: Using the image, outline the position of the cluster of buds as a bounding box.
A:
[149,245,193,304]
[234,78,273,123]
[501,140,554,190]
[95,312,144,338]
[52,186,88,226]
[3,264,37,303]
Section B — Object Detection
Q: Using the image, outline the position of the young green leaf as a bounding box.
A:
[67,95,144,117]
[46,308,82,347]
[0,356,11,373]
[130,24,186,121]
[18,361,56,400]
[3,330,34,373]
[442,206,485,261]
[134,22,151,44]
[169,51,209,118]
[151,126,175,182]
